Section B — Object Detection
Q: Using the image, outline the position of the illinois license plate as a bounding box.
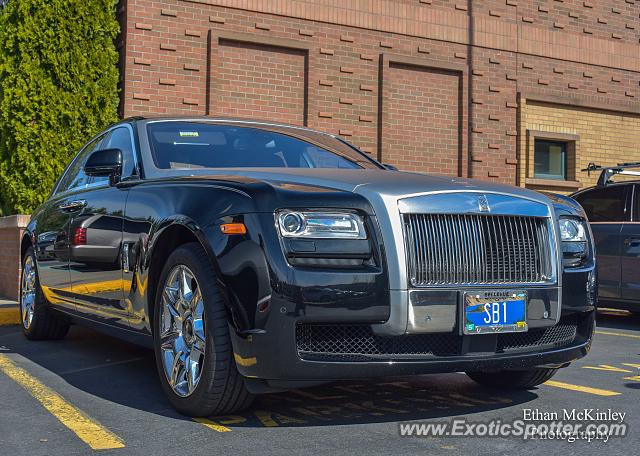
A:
[463,290,528,335]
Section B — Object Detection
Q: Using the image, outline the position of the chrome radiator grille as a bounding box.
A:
[404,214,553,286]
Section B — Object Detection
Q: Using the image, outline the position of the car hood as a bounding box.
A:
[186,168,553,204]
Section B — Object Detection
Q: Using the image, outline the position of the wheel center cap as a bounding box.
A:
[183,318,195,344]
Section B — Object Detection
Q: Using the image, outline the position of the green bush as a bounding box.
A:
[0,0,120,214]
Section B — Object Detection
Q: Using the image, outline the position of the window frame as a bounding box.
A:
[52,123,140,197]
[100,125,139,181]
[533,138,568,181]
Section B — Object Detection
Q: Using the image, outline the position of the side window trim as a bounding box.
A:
[622,185,631,223]
[53,123,140,197]
[113,124,140,180]
[631,185,638,222]
[53,132,107,196]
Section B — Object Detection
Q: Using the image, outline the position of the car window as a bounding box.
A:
[102,126,136,179]
[56,133,106,194]
[574,186,629,222]
[147,122,377,170]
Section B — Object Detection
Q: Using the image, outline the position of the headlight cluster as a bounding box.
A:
[276,210,367,239]
[559,217,589,268]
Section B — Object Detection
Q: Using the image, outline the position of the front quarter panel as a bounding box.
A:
[123,177,386,339]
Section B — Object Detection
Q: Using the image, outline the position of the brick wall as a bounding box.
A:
[520,99,640,192]
[214,40,307,125]
[120,0,640,188]
[0,215,29,301]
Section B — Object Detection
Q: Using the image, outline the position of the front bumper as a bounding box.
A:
[230,271,595,381]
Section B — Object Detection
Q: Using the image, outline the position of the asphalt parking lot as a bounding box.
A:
[0,309,638,456]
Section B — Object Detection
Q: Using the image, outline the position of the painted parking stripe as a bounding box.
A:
[582,364,632,373]
[193,417,232,432]
[544,380,621,396]
[0,306,20,325]
[595,330,640,340]
[0,354,125,450]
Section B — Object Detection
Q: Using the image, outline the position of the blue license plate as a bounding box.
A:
[463,291,528,335]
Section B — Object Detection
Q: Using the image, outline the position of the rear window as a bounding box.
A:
[147,122,374,170]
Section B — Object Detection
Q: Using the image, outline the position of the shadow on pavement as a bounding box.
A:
[596,309,640,332]
[0,324,539,428]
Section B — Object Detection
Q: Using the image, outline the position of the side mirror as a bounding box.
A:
[84,148,123,184]
[383,163,398,171]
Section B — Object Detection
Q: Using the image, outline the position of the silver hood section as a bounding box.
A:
[191,168,555,205]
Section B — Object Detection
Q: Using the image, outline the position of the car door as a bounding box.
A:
[573,184,630,301]
[67,125,138,328]
[34,134,111,312]
[621,184,640,303]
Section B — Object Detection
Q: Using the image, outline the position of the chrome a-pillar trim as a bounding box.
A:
[367,190,562,336]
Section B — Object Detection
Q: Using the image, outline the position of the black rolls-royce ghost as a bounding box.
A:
[20,117,596,416]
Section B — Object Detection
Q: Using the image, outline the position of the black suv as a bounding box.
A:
[572,163,640,312]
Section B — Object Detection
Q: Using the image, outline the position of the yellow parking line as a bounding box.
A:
[595,330,640,340]
[0,307,20,325]
[0,354,125,450]
[193,417,232,432]
[582,364,632,373]
[545,380,621,396]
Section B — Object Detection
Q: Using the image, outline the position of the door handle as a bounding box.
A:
[57,199,87,212]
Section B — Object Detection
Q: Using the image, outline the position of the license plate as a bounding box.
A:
[463,290,528,335]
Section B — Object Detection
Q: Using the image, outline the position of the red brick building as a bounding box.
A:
[117,0,640,192]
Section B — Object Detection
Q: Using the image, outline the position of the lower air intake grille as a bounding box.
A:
[296,324,462,361]
[497,318,578,352]
[296,317,582,361]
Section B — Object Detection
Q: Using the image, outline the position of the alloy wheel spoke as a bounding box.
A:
[192,320,205,348]
[186,357,197,392]
[166,300,181,320]
[179,267,193,302]
[160,330,179,350]
[163,286,180,314]
[21,300,30,322]
[190,287,202,314]
[170,350,185,388]
[27,271,36,289]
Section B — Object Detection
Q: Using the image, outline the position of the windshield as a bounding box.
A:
[147,122,379,170]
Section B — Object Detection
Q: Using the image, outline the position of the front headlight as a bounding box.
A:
[559,217,588,268]
[276,210,366,239]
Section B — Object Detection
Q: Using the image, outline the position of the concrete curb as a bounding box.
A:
[0,300,19,326]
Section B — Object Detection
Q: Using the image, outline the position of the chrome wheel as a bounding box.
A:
[159,265,206,397]
[20,256,37,330]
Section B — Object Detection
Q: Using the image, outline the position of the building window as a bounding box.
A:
[534,139,567,180]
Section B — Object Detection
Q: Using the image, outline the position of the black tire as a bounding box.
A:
[466,368,559,389]
[20,247,70,340]
[153,242,254,416]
